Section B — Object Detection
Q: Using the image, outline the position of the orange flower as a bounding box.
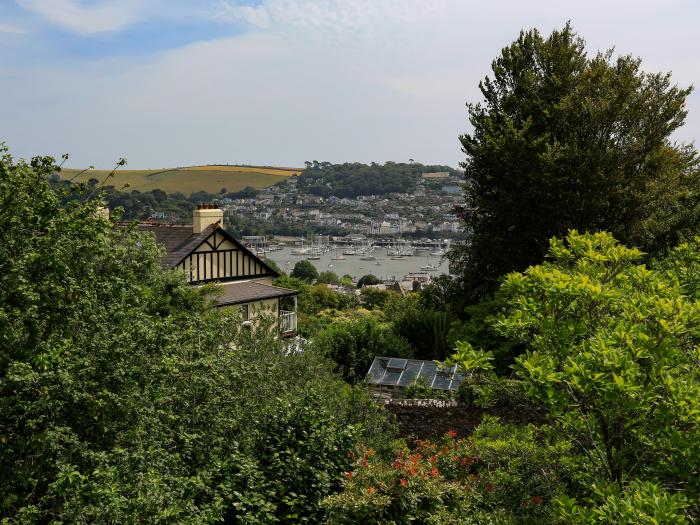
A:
[431,467,439,477]
[400,478,407,487]
[408,466,418,477]
[345,471,353,480]
[459,456,474,467]
[531,496,543,506]
[409,453,422,464]
[429,455,437,464]
[362,458,368,467]
[367,487,376,495]
[447,430,458,438]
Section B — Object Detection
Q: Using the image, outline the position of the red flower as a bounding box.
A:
[361,458,368,467]
[459,456,474,467]
[400,478,407,487]
[447,430,458,438]
[429,455,437,464]
[408,466,418,477]
[531,496,543,506]
[345,471,353,480]
[431,467,439,477]
[485,482,494,493]
[367,487,376,495]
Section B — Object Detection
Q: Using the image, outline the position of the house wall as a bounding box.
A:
[177,231,270,283]
[225,297,280,319]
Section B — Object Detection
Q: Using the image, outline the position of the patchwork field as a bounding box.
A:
[60,165,301,195]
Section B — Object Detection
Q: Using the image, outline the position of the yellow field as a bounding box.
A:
[180,165,301,176]
[59,165,300,195]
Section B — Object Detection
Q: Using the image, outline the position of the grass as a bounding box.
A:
[60,165,301,195]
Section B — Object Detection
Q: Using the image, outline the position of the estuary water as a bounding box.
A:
[264,246,451,281]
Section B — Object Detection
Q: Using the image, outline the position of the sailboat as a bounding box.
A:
[330,247,346,260]
[420,256,438,272]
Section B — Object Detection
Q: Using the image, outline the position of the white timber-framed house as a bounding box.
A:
[134,204,298,335]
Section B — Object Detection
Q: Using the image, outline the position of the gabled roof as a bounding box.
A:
[134,221,279,278]
[213,280,298,306]
[135,222,220,267]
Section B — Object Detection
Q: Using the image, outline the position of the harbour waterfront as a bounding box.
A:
[264,246,451,281]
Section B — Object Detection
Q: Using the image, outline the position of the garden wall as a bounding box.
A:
[385,399,540,440]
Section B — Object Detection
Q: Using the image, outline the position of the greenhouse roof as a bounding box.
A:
[365,357,464,391]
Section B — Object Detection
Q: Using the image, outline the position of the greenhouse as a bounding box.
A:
[365,357,464,394]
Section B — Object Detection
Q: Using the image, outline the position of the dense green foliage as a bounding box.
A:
[317,270,340,284]
[450,23,700,299]
[297,161,459,198]
[356,274,380,288]
[290,259,319,282]
[384,294,453,360]
[0,147,392,523]
[324,419,577,524]
[452,231,699,520]
[312,316,414,384]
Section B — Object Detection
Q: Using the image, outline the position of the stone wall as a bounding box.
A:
[385,400,487,440]
[385,399,541,441]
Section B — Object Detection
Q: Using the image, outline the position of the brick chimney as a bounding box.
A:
[193,203,223,234]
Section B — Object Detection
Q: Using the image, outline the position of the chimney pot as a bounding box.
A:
[192,204,223,233]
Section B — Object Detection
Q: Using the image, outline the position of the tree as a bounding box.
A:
[291,259,319,282]
[0,147,391,522]
[461,231,699,495]
[263,256,284,276]
[317,270,339,284]
[450,24,699,299]
[313,316,413,384]
[359,288,393,310]
[357,274,380,288]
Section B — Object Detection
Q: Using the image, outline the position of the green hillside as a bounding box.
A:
[60,165,300,195]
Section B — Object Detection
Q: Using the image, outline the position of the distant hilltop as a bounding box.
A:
[59,164,301,195]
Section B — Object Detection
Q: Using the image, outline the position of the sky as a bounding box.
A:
[0,0,698,169]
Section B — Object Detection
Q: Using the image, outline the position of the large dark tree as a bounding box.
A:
[450,24,699,299]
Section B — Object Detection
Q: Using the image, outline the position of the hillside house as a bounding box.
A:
[135,204,298,334]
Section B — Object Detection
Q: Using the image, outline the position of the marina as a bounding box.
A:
[263,244,451,281]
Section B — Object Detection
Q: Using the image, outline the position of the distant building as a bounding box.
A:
[421,172,450,179]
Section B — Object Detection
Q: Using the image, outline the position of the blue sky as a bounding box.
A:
[1,0,698,168]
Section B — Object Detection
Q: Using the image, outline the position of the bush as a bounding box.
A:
[405,376,452,400]
[359,287,394,310]
[323,418,579,524]
[291,260,319,282]
[357,274,380,288]
[313,316,413,384]
[556,481,691,524]
[317,270,340,284]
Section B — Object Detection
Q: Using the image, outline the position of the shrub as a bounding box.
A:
[313,316,413,384]
[556,481,691,524]
[291,260,319,282]
[324,418,580,524]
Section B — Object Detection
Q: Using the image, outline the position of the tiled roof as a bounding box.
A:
[135,222,219,267]
[213,280,298,306]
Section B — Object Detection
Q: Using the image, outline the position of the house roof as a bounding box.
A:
[135,222,220,267]
[213,280,298,306]
[134,221,279,278]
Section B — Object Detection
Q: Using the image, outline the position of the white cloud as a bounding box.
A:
[216,0,443,38]
[1,0,698,168]
[16,0,145,34]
